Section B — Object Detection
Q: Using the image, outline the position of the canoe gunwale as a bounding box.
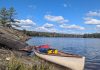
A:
[34,49,82,58]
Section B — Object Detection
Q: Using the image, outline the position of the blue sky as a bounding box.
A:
[1,0,100,34]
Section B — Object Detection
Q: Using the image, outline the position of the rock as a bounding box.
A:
[5,57,11,61]
[0,34,27,50]
[0,27,28,50]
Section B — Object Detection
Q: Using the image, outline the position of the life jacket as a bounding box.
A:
[47,49,58,54]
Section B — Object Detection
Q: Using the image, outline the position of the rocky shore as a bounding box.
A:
[0,27,71,70]
[0,27,29,50]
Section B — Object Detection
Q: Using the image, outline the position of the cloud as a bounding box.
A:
[59,20,69,24]
[16,19,36,25]
[34,26,57,32]
[96,25,100,28]
[34,23,56,32]
[60,24,85,30]
[34,23,85,33]
[35,27,48,32]
[63,4,67,7]
[63,2,71,8]
[43,23,54,28]
[86,11,100,17]
[84,18,100,25]
[21,26,31,28]
[44,15,69,24]
[45,15,64,21]
[14,19,36,30]
[28,5,36,9]
[96,25,100,32]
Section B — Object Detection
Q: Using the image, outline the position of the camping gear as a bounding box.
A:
[47,49,58,54]
[39,48,48,53]
[38,45,49,49]
[34,46,85,70]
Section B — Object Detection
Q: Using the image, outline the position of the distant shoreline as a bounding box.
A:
[20,30,100,38]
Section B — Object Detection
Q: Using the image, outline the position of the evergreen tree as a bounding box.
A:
[0,7,19,28]
[0,7,8,27]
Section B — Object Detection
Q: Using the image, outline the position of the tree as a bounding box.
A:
[0,7,8,27]
[23,29,27,34]
[8,7,16,20]
[7,7,20,28]
[0,7,19,28]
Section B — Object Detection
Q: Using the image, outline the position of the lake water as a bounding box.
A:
[26,37,100,70]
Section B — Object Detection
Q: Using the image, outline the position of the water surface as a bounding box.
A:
[26,37,100,70]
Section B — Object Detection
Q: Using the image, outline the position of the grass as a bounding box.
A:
[0,48,71,70]
[7,56,54,70]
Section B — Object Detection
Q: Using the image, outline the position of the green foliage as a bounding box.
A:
[0,7,8,26]
[21,30,100,38]
[0,7,19,28]
[21,30,83,38]
[7,56,55,70]
[83,33,100,38]
[8,7,16,20]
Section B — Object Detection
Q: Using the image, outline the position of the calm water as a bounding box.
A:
[26,37,100,70]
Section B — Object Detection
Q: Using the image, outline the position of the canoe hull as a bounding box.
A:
[34,50,85,70]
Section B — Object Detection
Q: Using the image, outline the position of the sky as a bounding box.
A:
[0,0,100,34]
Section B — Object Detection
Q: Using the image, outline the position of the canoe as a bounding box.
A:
[34,48,85,70]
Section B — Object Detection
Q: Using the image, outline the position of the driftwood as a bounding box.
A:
[0,33,28,50]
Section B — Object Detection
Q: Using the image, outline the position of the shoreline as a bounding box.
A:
[0,27,72,70]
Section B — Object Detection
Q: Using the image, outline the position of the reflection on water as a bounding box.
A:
[26,37,100,70]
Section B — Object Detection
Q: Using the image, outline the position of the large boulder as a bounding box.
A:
[0,27,28,50]
[0,33,28,50]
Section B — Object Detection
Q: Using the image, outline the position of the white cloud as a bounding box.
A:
[96,25,100,28]
[63,4,67,7]
[34,23,56,32]
[84,18,100,25]
[59,20,69,24]
[21,26,31,28]
[45,15,64,21]
[86,11,100,17]
[34,23,85,33]
[14,19,36,30]
[44,15,69,24]
[16,25,33,31]
[35,27,48,32]
[16,19,36,25]
[96,25,100,32]
[43,23,54,28]
[60,24,85,30]
[28,5,36,9]
[34,26,57,32]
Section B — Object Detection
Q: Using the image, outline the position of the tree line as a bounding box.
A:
[83,33,100,38]
[20,30,100,38]
[25,31,83,37]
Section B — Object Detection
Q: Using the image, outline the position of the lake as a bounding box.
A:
[26,37,100,70]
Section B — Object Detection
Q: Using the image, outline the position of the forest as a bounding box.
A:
[21,30,100,38]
